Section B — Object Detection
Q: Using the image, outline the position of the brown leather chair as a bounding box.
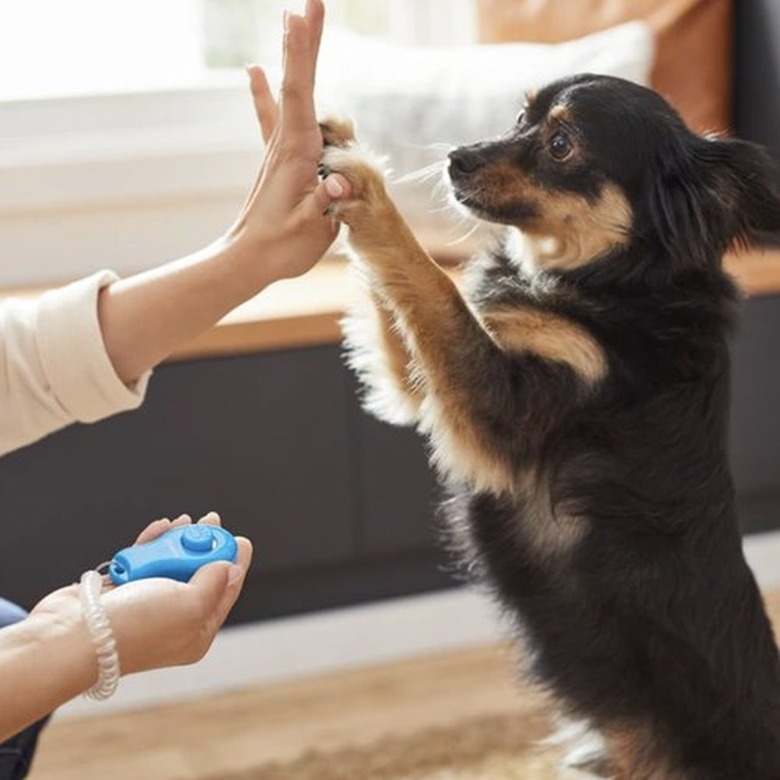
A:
[476,0,733,133]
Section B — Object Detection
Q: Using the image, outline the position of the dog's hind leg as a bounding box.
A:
[341,279,425,426]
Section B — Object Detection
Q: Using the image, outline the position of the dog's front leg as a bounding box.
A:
[325,143,517,495]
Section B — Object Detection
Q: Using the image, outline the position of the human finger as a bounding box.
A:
[279,13,316,133]
[185,536,251,637]
[214,537,253,621]
[280,4,322,112]
[198,510,222,527]
[169,513,193,530]
[246,64,278,144]
[135,517,171,545]
[304,0,325,84]
[134,513,191,545]
[309,173,351,216]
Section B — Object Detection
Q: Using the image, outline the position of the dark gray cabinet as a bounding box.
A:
[0,296,778,624]
[0,344,452,622]
[736,0,780,190]
[139,349,357,573]
[355,415,439,555]
[731,296,780,533]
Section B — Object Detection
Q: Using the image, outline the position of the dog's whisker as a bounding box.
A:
[429,203,462,215]
[396,141,455,155]
[446,222,482,247]
[432,178,453,198]
[394,160,448,185]
[423,142,457,151]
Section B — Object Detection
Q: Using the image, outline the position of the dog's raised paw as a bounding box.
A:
[319,117,356,181]
[319,117,356,149]
[319,128,389,222]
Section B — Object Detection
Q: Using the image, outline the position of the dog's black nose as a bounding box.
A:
[449,148,483,176]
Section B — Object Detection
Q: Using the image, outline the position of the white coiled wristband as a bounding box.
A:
[79,569,120,700]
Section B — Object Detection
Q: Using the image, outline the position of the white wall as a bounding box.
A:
[0,84,260,286]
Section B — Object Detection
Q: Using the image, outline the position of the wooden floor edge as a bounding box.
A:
[1,248,779,362]
[164,249,780,360]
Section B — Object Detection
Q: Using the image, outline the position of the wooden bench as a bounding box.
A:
[3,247,779,363]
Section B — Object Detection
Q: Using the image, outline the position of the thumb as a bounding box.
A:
[187,561,232,613]
[188,547,250,628]
[309,173,351,216]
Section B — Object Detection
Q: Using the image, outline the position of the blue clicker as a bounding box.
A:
[108,525,238,585]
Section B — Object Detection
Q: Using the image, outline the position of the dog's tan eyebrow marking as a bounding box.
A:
[482,307,607,386]
[549,104,571,122]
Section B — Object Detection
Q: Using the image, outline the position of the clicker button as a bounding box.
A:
[181,526,215,553]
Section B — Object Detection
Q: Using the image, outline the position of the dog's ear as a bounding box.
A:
[646,134,780,268]
[697,135,780,246]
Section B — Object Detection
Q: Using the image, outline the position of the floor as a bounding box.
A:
[32,590,780,780]
[32,642,525,780]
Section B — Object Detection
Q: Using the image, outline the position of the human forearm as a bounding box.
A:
[97,238,278,384]
[0,611,95,742]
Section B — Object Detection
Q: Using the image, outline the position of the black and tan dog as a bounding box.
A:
[320,74,780,779]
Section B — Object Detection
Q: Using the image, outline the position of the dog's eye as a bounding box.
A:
[548,130,573,161]
[516,109,526,125]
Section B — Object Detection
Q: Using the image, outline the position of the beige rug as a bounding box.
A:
[228,590,780,780]
[229,709,575,780]
[34,593,779,780]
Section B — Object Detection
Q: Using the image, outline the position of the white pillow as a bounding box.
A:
[318,22,655,250]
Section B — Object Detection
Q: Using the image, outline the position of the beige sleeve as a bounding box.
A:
[0,271,151,457]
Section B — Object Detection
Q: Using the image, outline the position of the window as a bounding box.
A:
[0,0,477,285]
[0,0,477,102]
[0,1,205,102]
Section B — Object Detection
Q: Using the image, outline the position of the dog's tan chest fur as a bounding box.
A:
[481,306,607,385]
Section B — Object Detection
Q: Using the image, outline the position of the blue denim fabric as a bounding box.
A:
[0,600,27,626]
[0,599,50,779]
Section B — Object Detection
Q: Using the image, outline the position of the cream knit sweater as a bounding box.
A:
[0,271,150,457]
